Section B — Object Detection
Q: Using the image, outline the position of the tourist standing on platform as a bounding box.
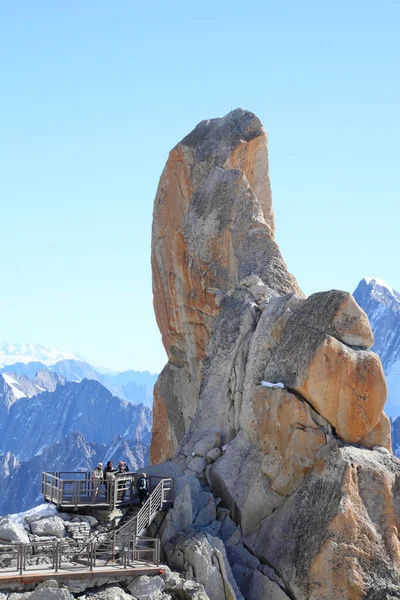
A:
[103,461,116,503]
[116,461,130,501]
[92,462,104,502]
[137,472,149,505]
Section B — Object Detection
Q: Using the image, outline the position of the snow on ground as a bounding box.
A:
[7,503,58,526]
[261,381,285,388]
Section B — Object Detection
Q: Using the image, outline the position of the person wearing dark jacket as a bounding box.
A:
[116,461,129,474]
[136,472,149,505]
[103,461,116,502]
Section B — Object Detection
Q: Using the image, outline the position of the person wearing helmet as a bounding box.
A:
[136,472,149,505]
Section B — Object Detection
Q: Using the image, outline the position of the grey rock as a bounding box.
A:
[84,584,133,600]
[30,588,74,600]
[187,457,207,475]
[193,496,216,528]
[248,570,290,600]
[206,448,221,463]
[211,430,284,536]
[165,532,242,600]
[179,289,260,458]
[29,517,66,538]
[127,575,165,599]
[193,433,221,457]
[0,518,30,544]
[57,513,72,522]
[79,515,98,527]
[226,544,260,570]
[155,476,194,546]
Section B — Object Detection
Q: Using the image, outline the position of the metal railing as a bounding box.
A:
[0,475,174,578]
[42,472,174,512]
[114,477,173,544]
[0,536,160,576]
[41,471,136,510]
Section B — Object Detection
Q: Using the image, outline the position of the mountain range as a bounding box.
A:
[0,344,158,408]
[353,277,400,419]
[353,277,400,457]
[0,344,155,515]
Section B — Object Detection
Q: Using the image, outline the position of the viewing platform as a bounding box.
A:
[0,472,175,588]
[41,471,174,512]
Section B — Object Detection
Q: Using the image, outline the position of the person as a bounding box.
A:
[115,461,130,502]
[116,461,130,474]
[136,472,149,505]
[92,462,104,502]
[103,461,116,503]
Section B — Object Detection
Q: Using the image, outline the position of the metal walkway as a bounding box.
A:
[0,477,174,586]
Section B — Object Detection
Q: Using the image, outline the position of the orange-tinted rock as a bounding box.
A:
[298,337,387,442]
[151,109,301,462]
[359,411,392,451]
[251,386,328,495]
[264,291,387,444]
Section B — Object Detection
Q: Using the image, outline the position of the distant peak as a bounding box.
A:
[363,277,394,295]
[0,341,86,368]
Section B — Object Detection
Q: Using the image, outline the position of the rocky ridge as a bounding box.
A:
[0,432,149,515]
[353,276,400,419]
[0,377,151,515]
[150,110,400,600]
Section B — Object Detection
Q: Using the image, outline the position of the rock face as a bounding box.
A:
[150,109,399,599]
[151,109,302,463]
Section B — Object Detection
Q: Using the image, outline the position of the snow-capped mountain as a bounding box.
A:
[0,370,65,402]
[1,358,157,408]
[353,277,400,418]
[0,432,149,515]
[0,342,85,367]
[0,378,152,460]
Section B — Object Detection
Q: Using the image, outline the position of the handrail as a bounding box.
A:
[42,471,174,512]
[0,476,174,577]
[0,537,160,576]
[114,477,172,544]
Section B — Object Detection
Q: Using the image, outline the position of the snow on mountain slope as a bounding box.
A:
[353,277,400,418]
[1,359,156,408]
[0,379,152,461]
[0,432,149,515]
[0,370,65,403]
[0,342,85,367]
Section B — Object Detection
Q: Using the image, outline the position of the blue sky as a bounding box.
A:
[0,1,399,372]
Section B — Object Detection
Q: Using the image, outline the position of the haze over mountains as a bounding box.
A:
[0,343,155,515]
[0,342,157,408]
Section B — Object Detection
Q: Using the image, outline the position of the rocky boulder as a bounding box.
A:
[29,516,66,538]
[264,290,387,443]
[0,518,29,544]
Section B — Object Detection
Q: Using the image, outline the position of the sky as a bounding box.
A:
[0,1,399,373]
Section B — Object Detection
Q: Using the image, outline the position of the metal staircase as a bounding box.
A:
[113,477,173,545]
